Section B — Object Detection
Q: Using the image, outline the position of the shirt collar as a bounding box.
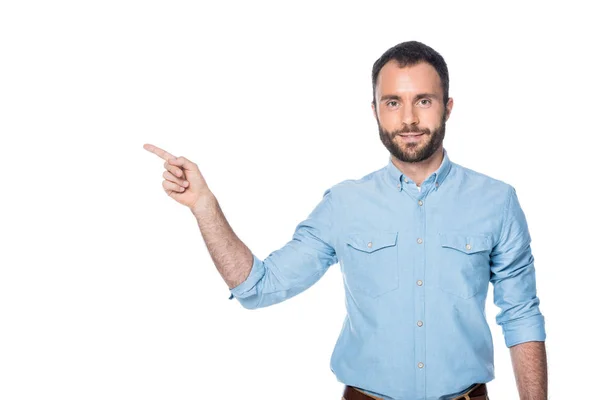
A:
[385,147,452,191]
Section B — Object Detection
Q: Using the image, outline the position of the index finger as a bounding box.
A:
[143,143,177,161]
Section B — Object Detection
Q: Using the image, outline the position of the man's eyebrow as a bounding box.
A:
[414,93,439,101]
[379,93,440,102]
[379,94,401,102]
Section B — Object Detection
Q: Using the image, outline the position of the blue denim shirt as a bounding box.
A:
[228,148,546,400]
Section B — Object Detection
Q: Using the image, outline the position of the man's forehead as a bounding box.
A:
[376,61,442,97]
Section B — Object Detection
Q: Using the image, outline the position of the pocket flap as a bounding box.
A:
[345,231,398,253]
[439,233,492,254]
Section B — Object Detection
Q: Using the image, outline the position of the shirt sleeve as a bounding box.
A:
[227,187,338,309]
[490,185,546,347]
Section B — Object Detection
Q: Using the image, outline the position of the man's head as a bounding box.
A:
[371,41,453,163]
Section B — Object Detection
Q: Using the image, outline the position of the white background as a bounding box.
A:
[1,1,599,399]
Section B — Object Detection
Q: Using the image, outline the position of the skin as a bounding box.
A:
[143,59,547,399]
[510,341,548,399]
[142,143,253,289]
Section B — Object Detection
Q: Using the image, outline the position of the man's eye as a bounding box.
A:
[418,99,431,106]
[387,101,398,107]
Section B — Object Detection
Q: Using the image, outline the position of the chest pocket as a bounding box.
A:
[343,231,399,298]
[435,233,493,299]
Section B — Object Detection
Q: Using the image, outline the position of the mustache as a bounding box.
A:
[390,126,431,136]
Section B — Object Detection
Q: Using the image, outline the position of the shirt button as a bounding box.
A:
[435,182,439,187]
[418,362,424,368]
[418,200,423,206]
[404,178,409,183]
[417,280,423,286]
[367,242,372,248]
[397,183,401,189]
[417,320,423,327]
[465,244,471,251]
[417,238,423,244]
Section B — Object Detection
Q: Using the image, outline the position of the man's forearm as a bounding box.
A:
[190,192,254,289]
[509,341,548,400]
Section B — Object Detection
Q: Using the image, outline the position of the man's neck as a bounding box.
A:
[391,148,444,187]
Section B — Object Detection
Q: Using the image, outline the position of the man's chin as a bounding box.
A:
[395,145,423,157]
[392,146,431,163]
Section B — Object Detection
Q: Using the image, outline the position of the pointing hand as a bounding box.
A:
[143,143,212,209]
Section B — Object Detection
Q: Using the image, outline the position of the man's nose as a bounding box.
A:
[401,105,419,126]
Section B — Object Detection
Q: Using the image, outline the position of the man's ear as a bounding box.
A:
[445,97,454,121]
[371,101,377,118]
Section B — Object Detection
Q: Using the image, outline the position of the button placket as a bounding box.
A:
[414,187,427,392]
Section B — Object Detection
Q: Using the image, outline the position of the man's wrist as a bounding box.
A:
[190,191,217,217]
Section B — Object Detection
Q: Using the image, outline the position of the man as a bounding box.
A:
[143,41,547,400]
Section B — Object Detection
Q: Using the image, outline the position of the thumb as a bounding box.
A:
[168,156,196,171]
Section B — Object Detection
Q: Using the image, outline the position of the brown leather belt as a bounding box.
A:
[342,383,488,400]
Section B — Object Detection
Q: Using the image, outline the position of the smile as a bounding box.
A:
[398,133,425,141]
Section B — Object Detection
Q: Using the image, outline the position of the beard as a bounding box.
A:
[378,110,446,163]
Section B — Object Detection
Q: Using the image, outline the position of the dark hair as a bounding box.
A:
[371,41,449,107]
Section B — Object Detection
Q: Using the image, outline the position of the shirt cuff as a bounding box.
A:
[227,253,265,300]
[502,314,546,347]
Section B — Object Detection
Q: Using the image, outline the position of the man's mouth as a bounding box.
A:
[399,133,425,137]
[397,132,425,142]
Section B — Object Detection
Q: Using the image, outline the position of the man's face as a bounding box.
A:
[372,61,453,163]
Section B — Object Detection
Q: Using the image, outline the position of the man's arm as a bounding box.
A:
[192,187,338,309]
[489,186,547,398]
[191,192,254,290]
[143,145,337,309]
[143,144,256,290]
[509,341,548,400]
